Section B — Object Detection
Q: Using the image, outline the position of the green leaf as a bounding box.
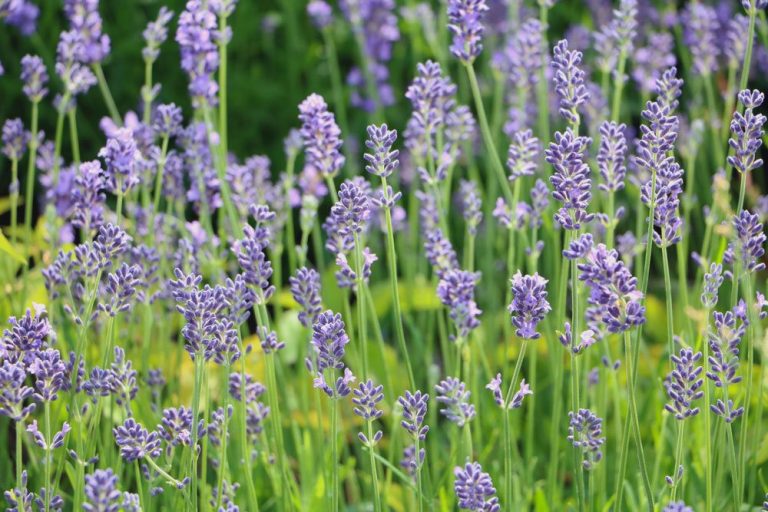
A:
[0,230,25,265]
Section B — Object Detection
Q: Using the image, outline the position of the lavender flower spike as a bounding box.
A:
[289,267,322,329]
[113,418,161,462]
[453,461,501,511]
[546,129,593,230]
[352,379,384,445]
[506,129,539,182]
[364,123,399,178]
[508,271,551,340]
[728,89,766,174]
[733,210,766,274]
[20,54,48,102]
[552,39,589,124]
[311,310,350,373]
[568,408,605,469]
[597,121,627,192]
[298,93,345,178]
[437,269,482,338]
[664,348,704,420]
[2,119,29,161]
[447,0,489,63]
[435,377,476,427]
[398,389,429,441]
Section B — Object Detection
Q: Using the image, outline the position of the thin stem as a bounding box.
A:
[366,423,382,512]
[10,159,18,245]
[502,338,529,505]
[215,364,232,511]
[610,48,628,122]
[330,396,339,511]
[702,311,713,512]
[15,422,22,496]
[44,401,51,512]
[92,63,121,124]
[661,246,675,359]
[142,59,153,125]
[670,422,685,501]
[188,356,204,511]
[354,233,369,378]
[464,63,514,204]
[67,108,80,166]
[381,176,415,388]
[570,244,585,510]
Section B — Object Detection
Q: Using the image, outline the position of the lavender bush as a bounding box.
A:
[0,0,767,510]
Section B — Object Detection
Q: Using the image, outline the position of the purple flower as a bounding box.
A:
[99,128,140,194]
[307,0,333,29]
[311,310,349,373]
[108,347,138,409]
[158,406,196,448]
[578,243,646,334]
[437,269,482,338]
[447,0,489,63]
[593,0,637,75]
[2,118,29,161]
[331,180,371,239]
[425,229,459,279]
[558,322,597,355]
[55,29,98,97]
[725,15,751,69]
[83,468,122,512]
[728,89,766,174]
[459,180,482,235]
[0,361,36,421]
[335,248,377,290]
[1,309,51,367]
[641,157,683,247]
[71,160,106,232]
[568,408,605,469]
[364,123,400,178]
[632,33,676,95]
[27,420,70,450]
[663,502,693,512]
[2,1,38,35]
[298,93,345,178]
[597,121,627,192]
[64,0,111,64]
[352,379,384,445]
[683,4,719,76]
[29,349,69,402]
[664,348,704,420]
[404,60,457,158]
[707,305,747,389]
[701,263,724,309]
[546,129,593,230]
[400,444,425,477]
[233,222,275,302]
[453,461,500,511]
[113,418,161,462]
[551,39,589,124]
[176,1,219,106]
[153,103,183,138]
[508,271,551,340]
[20,54,48,102]
[398,389,429,440]
[506,129,539,182]
[290,267,322,328]
[99,263,143,317]
[142,6,174,62]
[733,210,766,274]
[435,377,475,427]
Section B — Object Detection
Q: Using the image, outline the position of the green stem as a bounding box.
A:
[670,422,685,501]
[610,48,628,122]
[142,59,153,125]
[366,423,382,512]
[464,63,514,204]
[10,159,18,245]
[215,365,232,511]
[330,396,339,511]
[92,63,121,124]
[354,234,370,378]
[321,28,355,174]
[44,401,51,512]
[188,356,204,511]
[67,108,80,166]
[381,176,415,388]
[503,339,529,505]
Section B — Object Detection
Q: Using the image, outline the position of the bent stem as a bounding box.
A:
[92,63,121,124]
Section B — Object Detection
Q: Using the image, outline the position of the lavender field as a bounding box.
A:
[0,0,767,510]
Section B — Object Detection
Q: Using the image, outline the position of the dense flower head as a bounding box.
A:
[398,389,429,440]
[546,129,593,230]
[508,271,551,340]
[641,159,683,247]
[64,0,111,64]
[20,54,48,102]
[506,129,539,182]
[435,377,475,427]
[113,418,161,462]
[0,360,36,422]
[568,408,605,469]
[424,229,459,279]
[453,461,500,511]
[307,0,333,28]
[55,29,98,97]
[733,210,766,274]
[311,310,349,373]
[289,267,322,328]
[635,100,679,176]
[683,4,719,76]
[176,0,220,106]
[663,502,693,512]
[2,118,29,161]
[447,0,489,63]
[728,89,766,174]
[594,0,637,73]
[701,263,724,309]
[153,103,183,138]
[364,123,399,178]
[298,93,345,178]
[552,39,589,124]
[664,348,704,420]
[578,243,646,334]
[71,160,106,231]
[437,269,482,338]
[142,6,174,62]
[597,121,627,192]
[99,263,144,317]
[707,305,747,389]
[330,180,371,239]
[99,128,141,193]
[655,67,683,114]
[459,180,483,236]
[1,309,51,367]
[233,222,275,302]
[29,349,69,402]
[404,60,457,157]
[83,468,122,512]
